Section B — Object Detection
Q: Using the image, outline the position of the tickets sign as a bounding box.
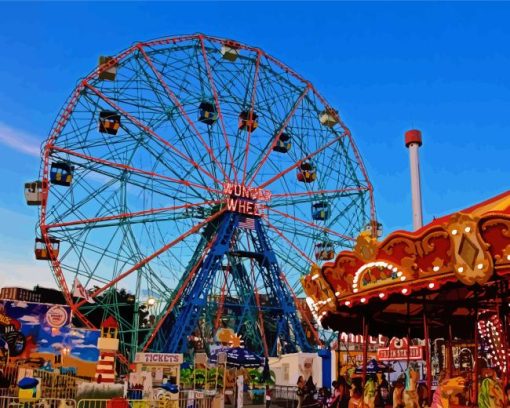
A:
[134,352,183,364]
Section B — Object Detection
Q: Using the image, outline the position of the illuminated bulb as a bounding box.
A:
[433,266,440,272]
[311,274,320,280]
[452,229,458,236]
[360,297,366,303]
[379,292,385,299]
[464,227,471,233]
[353,288,358,293]
[397,271,403,277]
[507,255,510,261]
[147,298,156,306]
[428,283,435,289]
[345,301,351,306]
[477,263,484,270]
[458,267,464,273]
[335,291,340,297]
[402,288,408,294]
[400,276,406,281]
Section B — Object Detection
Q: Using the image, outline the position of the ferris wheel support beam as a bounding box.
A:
[198,35,238,183]
[136,44,231,184]
[83,82,223,186]
[151,212,312,355]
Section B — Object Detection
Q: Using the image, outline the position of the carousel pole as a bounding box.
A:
[423,301,432,406]
[472,291,479,405]
[362,315,369,385]
[446,323,454,378]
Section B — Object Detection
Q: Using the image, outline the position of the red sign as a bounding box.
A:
[223,183,271,216]
[376,337,423,361]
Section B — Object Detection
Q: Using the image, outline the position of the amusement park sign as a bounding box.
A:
[134,353,183,364]
[223,183,271,216]
[376,337,423,361]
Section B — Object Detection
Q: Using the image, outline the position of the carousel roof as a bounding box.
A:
[302,190,510,338]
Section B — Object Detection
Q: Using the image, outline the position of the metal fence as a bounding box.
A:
[76,396,213,408]
[0,396,76,408]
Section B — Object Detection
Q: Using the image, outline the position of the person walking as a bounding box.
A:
[297,375,306,408]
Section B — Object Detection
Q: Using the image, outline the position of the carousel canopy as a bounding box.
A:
[302,190,510,338]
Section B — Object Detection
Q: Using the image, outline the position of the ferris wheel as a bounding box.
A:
[27,34,375,358]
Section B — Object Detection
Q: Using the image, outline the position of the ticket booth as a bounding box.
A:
[133,353,183,400]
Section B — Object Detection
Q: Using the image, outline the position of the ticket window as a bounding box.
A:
[139,365,179,386]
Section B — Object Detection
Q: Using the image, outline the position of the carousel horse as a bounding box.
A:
[430,377,466,408]
[402,366,420,408]
[478,376,504,408]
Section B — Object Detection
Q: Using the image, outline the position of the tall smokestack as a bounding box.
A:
[405,129,423,230]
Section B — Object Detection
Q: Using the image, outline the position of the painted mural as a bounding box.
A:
[0,300,99,377]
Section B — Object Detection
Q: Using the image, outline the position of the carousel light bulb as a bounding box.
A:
[433,266,440,272]
[379,292,385,298]
[345,301,351,306]
[464,227,471,233]
[452,229,458,235]
[428,282,435,289]
[402,288,408,294]
[360,297,366,303]
[458,267,464,273]
[477,263,484,270]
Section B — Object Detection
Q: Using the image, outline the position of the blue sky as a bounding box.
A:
[0,2,508,289]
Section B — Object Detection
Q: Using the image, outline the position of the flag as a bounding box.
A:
[238,216,256,230]
[73,277,95,303]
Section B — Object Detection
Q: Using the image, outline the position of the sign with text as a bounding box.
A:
[223,183,270,216]
[376,337,423,361]
[134,353,183,364]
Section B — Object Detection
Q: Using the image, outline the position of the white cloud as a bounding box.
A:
[19,315,40,324]
[40,339,48,344]
[74,343,97,349]
[14,301,29,308]
[0,122,42,157]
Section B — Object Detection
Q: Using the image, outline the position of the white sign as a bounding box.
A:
[134,353,183,364]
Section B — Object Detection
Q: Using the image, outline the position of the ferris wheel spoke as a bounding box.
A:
[83,81,222,186]
[198,36,238,183]
[264,205,355,243]
[74,207,226,310]
[142,238,215,350]
[258,134,343,190]
[45,199,221,230]
[247,85,310,186]
[271,187,366,199]
[240,51,261,185]
[51,145,221,196]
[136,45,231,184]
[262,217,315,265]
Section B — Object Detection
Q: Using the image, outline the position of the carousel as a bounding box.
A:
[302,190,510,407]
